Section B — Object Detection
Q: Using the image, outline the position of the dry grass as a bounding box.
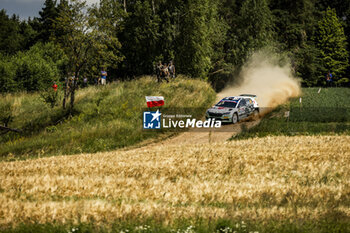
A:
[1,135,350,227]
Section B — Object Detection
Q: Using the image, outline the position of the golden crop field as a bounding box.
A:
[1,135,350,228]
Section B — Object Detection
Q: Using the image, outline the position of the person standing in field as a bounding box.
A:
[156,61,163,83]
[95,76,100,85]
[162,63,169,82]
[101,68,107,85]
[52,81,58,91]
[326,71,333,87]
[83,77,88,88]
[168,61,175,79]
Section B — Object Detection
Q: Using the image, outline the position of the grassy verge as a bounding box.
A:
[1,218,350,233]
[0,76,216,160]
[232,87,350,140]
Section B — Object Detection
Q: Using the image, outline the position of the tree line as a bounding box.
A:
[0,0,349,93]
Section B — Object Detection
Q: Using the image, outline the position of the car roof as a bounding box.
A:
[221,96,242,101]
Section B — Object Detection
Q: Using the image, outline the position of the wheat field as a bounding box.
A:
[1,135,350,228]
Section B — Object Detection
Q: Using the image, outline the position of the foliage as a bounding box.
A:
[37,0,58,42]
[314,8,349,85]
[53,0,123,79]
[0,100,14,127]
[118,0,161,77]
[0,56,17,92]
[0,42,66,93]
[40,89,61,108]
[239,0,275,60]
[176,0,213,79]
[85,0,125,77]
[0,10,36,55]
[294,42,323,87]
[1,0,350,90]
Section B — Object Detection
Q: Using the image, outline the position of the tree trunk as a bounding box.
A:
[69,73,79,110]
[152,0,155,14]
[63,79,68,109]
[70,88,75,109]
[124,0,127,12]
[0,125,22,134]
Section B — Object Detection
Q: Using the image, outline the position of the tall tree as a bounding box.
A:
[314,7,349,84]
[54,0,123,108]
[0,10,36,54]
[0,11,22,54]
[270,0,317,50]
[237,0,275,63]
[38,0,58,42]
[156,0,184,64]
[54,0,123,76]
[118,0,161,77]
[176,0,214,78]
[88,0,125,77]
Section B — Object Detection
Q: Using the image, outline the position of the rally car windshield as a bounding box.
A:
[216,101,237,108]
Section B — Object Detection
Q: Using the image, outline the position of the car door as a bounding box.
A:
[246,98,254,114]
[237,99,247,118]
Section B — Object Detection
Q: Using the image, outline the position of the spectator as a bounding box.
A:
[94,76,100,85]
[169,61,176,79]
[326,71,333,87]
[52,81,58,91]
[101,68,107,85]
[156,61,163,83]
[83,77,88,88]
[162,63,169,82]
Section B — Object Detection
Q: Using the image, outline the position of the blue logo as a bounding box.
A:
[143,110,162,129]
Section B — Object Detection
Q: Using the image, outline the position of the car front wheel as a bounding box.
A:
[232,113,238,124]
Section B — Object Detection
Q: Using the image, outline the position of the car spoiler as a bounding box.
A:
[239,94,257,98]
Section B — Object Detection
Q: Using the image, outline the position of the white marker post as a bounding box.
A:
[284,111,290,118]
[318,88,322,94]
[285,110,290,127]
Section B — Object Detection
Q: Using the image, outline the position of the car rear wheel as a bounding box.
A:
[253,109,259,118]
[232,113,238,124]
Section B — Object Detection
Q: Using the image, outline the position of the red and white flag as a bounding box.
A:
[146,96,165,108]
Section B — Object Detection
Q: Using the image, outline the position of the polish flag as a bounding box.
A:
[146,96,165,108]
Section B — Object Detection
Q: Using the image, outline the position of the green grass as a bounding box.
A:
[0,76,216,160]
[233,87,350,140]
[1,218,350,233]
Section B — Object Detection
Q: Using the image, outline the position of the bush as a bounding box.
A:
[0,42,66,93]
[0,100,14,127]
[0,56,16,92]
[40,89,61,108]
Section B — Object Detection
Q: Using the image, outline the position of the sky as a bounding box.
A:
[0,0,99,20]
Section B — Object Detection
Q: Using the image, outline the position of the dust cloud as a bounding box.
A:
[218,51,301,114]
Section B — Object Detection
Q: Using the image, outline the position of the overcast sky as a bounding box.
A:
[0,0,99,20]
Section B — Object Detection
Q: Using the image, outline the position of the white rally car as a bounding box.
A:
[205,95,259,124]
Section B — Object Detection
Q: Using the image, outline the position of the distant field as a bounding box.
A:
[0,76,216,160]
[1,135,349,232]
[233,87,350,139]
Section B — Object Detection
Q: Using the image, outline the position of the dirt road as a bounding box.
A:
[156,118,261,146]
